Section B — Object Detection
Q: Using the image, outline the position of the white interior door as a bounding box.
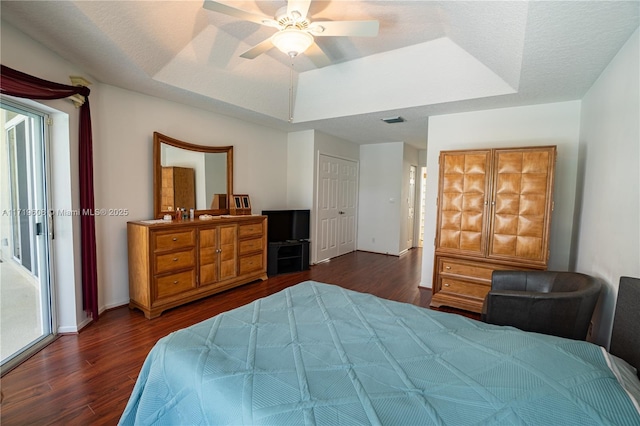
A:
[338,159,357,255]
[316,155,358,262]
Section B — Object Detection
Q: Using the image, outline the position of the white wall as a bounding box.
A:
[287,130,314,209]
[358,142,404,255]
[422,101,582,287]
[575,28,640,347]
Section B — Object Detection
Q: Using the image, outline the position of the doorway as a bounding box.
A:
[0,100,55,375]
[407,165,417,248]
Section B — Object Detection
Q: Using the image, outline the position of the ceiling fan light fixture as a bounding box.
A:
[272,28,314,57]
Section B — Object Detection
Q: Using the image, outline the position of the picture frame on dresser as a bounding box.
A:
[230,194,251,215]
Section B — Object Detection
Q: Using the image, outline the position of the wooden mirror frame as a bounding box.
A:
[153,132,233,218]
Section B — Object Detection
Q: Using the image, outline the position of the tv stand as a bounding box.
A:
[268,240,310,276]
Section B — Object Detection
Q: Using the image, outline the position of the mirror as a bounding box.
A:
[153,132,233,218]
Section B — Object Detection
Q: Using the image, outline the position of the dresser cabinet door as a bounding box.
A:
[199,224,238,286]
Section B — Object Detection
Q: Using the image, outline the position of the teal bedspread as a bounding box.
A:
[120,281,640,425]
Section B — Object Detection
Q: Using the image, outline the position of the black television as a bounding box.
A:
[262,209,310,243]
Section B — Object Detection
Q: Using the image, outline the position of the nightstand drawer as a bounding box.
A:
[153,230,195,252]
[155,249,195,274]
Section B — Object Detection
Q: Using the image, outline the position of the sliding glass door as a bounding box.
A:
[0,100,55,374]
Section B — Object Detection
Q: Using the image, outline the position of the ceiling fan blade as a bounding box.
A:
[305,42,332,68]
[203,0,278,28]
[287,0,311,20]
[240,38,274,59]
[310,20,379,37]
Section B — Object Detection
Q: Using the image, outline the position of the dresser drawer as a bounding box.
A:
[239,237,263,255]
[239,253,263,275]
[439,277,490,301]
[155,249,195,274]
[153,230,196,252]
[155,270,196,299]
[440,259,495,281]
[239,223,263,238]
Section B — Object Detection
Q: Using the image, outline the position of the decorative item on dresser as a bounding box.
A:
[431,145,557,313]
[128,216,267,319]
[230,194,252,215]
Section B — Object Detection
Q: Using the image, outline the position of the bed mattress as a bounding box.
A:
[120,281,640,425]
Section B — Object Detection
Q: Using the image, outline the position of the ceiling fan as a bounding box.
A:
[202,0,379,68]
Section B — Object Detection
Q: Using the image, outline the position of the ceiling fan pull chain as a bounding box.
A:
[288,62,294,123]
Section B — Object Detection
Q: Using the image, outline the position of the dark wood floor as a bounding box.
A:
[0,248,477,425]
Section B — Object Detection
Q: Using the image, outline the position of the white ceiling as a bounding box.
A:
[1,1,638,149]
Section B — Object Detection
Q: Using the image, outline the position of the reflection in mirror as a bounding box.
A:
[153,132,233,218]
[160,145,227,210]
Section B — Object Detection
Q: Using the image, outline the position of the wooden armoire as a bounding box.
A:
[161,166,195,212]
[430,146,557,313]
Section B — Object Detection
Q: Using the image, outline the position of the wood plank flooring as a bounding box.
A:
[0,248,478,425]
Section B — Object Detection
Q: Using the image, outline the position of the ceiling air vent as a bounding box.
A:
[381,116,405,124]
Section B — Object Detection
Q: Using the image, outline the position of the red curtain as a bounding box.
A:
[1,64,99,321]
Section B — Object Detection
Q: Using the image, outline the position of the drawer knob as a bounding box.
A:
[445,266,451,270]
[444,283,450,287]
[172,237,178,241]
[173,258,179,262]
[173,280,179,285]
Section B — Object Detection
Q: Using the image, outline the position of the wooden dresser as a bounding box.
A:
[431,146,556,313]
[128,215,267,319]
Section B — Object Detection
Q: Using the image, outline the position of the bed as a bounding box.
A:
[119,280,640,425]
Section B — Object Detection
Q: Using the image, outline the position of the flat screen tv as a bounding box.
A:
[262,209,310,243]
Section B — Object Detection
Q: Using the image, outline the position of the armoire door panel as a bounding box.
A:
[461,212,484,232]
[495,152,523,173]
[435,150,491,256]
[464,174,487,193]
[495,194,520,214]
[493,214,518,235]
[519,194,546,215]
[462,193,484,211]
[443,154,466,173]
[488,147,554,263]
[515,236,543,260]
[441,211,462,229]
[495,173,521,194]
[460,232,482,251]
[518,216,544,236]
[442,193,463,211]
[522,151,550,173]
[443,174,464,192]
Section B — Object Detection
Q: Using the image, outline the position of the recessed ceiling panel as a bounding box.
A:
[293,37,517,122]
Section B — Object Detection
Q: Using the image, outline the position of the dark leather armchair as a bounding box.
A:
[481,271,601,340]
